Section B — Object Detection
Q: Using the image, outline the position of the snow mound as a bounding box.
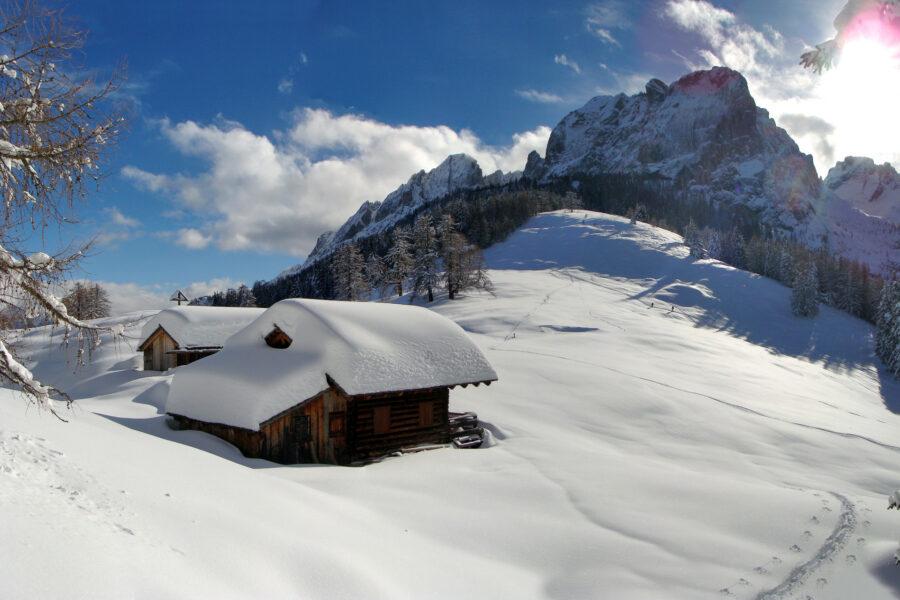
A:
[166,299,497,430]
[138,306,265,349]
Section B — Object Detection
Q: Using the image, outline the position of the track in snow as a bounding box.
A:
[754,492,857,599]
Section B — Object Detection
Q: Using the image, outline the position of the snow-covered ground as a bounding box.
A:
[2,210,900,599]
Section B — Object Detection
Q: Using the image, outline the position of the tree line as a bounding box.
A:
[248,188,580,307]
[189,284,256,308]
[330,213,492,303]
[197,171,900,378]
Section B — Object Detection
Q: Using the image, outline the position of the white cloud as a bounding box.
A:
[585,1,628,45]
[94,277,243,315]
[175,228,212,250]
[120,166,168,192]
[106,206,140,228]
[554,54,581,74]
[93,206,142,248]
[595,71,659,96]
[277,78,294,95]
[516,89,565,103]
[124,111,551,258]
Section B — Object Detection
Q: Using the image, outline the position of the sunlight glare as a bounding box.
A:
[819,24,900,166]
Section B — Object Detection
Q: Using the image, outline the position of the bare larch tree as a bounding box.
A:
[0,1,126,417]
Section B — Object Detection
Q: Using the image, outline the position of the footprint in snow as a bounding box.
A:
[810,516,820,524]
[863,520,871,528]
[802,530,814,539]
[846,554,857,565]
[771,556,783,564]
[754,566,769,575]
[857,537,866,546]
[816,577,828,587]
[790,544,803,553]
[738,578,751,586]
[822,506,832,512]
[718,588,735,597]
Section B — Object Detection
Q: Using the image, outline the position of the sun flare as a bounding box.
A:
[818,20,900,165]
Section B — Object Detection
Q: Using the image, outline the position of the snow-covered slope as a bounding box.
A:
[526,67,822,237]
[2,211,900,599]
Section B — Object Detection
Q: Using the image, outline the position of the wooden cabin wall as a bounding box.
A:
[142,328,179,371]
[348,387,449,461]
[170,415,266,457]
[259,389,350,465]
[173,385,452,466]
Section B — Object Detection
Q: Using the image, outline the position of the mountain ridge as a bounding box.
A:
[269,66,897,289]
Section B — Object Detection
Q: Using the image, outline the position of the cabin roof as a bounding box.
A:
[138,306,265,350]
[166,298,498,431]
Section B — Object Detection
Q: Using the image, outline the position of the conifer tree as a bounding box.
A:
[876,279,900,376]
[331,242,368,301]
[236,284,256,307]
[411,214,439,302]
[365,253,386,297]
[682,220,705,259]
[385,227,413,297]
[779,248,793,285]
[791,260,819,317]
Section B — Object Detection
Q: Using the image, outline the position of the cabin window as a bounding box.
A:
[265,325,292,349]
[329,411,345,437]
[419,401,434,427]
[373,406,390,435]
[292,415,311,442]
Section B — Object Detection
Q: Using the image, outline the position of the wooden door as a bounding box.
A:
[287,414,314,463]
[153,340,164,371]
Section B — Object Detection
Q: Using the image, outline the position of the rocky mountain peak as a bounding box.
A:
[825,156,900,223]
[298,152,519,268]
[528,66,818,235]
[669,66,748,96]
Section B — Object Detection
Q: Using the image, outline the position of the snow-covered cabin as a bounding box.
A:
[138,306,265,371]
[165,299,497,465]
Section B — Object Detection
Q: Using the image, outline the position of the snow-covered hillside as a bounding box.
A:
[3,211,900,599]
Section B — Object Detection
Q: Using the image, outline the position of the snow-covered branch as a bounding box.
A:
[0,1,127,412]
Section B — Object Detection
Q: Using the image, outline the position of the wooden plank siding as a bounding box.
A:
[259,388,351,465]
[169,415,267,457]
[170,384,451,465]
[140,326,179,371]
[348,388,449,461]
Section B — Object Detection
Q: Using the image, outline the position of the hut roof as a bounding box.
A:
[139,306,265,350]
[166,299,497,431]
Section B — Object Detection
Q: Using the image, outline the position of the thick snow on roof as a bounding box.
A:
[166,299,497,430]
[139,306,265,349]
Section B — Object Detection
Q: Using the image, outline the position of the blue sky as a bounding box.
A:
[50,0,886,312]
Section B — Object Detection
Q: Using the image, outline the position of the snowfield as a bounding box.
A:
[2,210,900,599]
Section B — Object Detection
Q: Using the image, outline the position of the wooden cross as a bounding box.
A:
[170,290,189,306]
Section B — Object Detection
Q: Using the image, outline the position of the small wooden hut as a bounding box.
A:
[138,306,264,371]
[166,299,497,465]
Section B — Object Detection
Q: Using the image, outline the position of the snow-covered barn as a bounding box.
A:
[165,299,497,465]
[138,306,265,371]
